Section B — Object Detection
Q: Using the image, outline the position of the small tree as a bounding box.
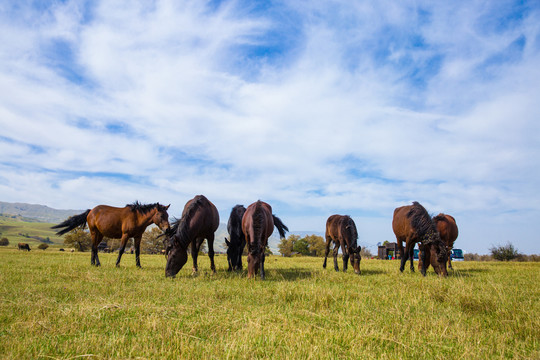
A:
[142,227,165,254]
[278,234,299,257]
[38,243,49,250]
[360,247,373,258]
[63,229,92,252]
[292,237,310,255]
[0,237,9,246]
[304,235,326,256]
[490,242,519,261]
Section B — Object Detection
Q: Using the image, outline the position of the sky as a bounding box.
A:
[1,0,539,254]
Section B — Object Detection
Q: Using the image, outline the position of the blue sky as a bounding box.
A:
[1,0,539,254]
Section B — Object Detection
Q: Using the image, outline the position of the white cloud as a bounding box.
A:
[0,1,539,254]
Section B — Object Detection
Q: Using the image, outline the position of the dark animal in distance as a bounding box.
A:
[225,204,247,271]
[165,195,219,278]
[419,213,459,271]
[242,200,288,279]
[18,243,31,251]
[392,202,448,277]
[323,215,362,274]
[52,202,170,268]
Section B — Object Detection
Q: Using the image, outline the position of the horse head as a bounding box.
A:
[225,237,243,271]
[424,232,448,277]
[348,245,362,274]
[153,204,171,233]
[164,234,188,278]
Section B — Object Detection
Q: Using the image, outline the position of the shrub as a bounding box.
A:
[0,237,9,246]
[490,243,519,261]
[38,243,49,250]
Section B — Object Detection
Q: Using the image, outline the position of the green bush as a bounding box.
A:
[0,237,9,246]
[490,243,519,261]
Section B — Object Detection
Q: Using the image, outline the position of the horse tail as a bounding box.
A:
[272,214,288,239]
[174,196,204,249]
[51,210,91,235]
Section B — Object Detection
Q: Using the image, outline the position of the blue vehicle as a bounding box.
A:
[451,248,464,261]
[413,249,419,260]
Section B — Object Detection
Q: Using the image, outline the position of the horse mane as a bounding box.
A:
[344,215,358,248]
[228,205,246,241]
[407,202,436,239]
[433,213,449,223]
[408,202,448,258]
[127,201,164,214]
[250,201,264,255]
[172,196,205,249]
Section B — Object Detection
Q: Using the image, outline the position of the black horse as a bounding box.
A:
[165,195,219,277]
[225,205,247,271]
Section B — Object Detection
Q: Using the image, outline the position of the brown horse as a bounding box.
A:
[52,202,170,267]
[419,213,459,271]
[242,201,288,279]
[165,195,219,277]
[18,243,31,251]
[392,202,448,277]
[323,215,361,274]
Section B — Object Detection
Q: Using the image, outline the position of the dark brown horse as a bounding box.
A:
[323,215,361,274]
[392,202,448,277]
[242,201,288,279]
[52,202,170,268]
[225,204,247,271]
[165,195,219,277]
[419,213,459,271]
[18,243,31,251]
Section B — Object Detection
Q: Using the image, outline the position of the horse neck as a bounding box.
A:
[138,208,157,227]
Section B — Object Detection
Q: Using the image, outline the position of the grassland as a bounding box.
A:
[0,215,64,246]
[0,248,538,359]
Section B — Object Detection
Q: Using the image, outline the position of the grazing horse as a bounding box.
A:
[419,213,459,271]
[52,202,170,268]
[242,201,288,279]
[392,202,448,277]
[165,195,219,277]
[323,215,362,274]
[18,243,31,251]
[225,205,247,271]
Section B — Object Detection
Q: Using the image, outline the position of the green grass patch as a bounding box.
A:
[0,249,538,359]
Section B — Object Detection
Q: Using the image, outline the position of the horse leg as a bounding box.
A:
[115,234,130,267]
[191,238,203,273]
[408,245,415,272]
[448,248,453,270]
[333,242,340,272]
[420,245,428,276]
[418,244,424,272]
[401,240,413,273]
[207,234,216,273]
[323,236,331,269]
[91,231,103,267]
[260,252,266,280]
[342,248,349,273]
[398,238,406,272]
[134,235,142,268]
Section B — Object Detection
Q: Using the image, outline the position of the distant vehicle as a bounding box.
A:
[413,249,419,260]
[451,248,464,261]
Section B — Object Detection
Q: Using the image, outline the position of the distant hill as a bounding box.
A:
[0,201,82,223]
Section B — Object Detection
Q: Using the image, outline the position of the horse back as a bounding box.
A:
[434,214,458,247]
[87,205,132,238]
[184,196,219,239]
[242,201,274,243]
[392,205,415,240]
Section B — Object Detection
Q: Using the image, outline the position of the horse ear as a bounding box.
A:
[356,246,362,254]
[225,238,230,247]
[165,204,170,210]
